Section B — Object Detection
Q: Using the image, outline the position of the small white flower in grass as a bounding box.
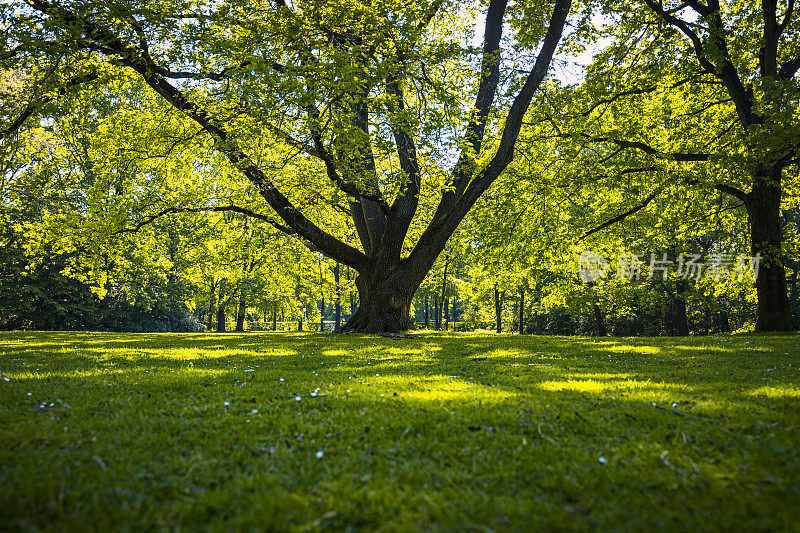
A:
[316,451,324,459]
[223,401,230,406]
[598,457,607,464]
[671,402,678,408]
[295,395,302,401]
[279,378,284,382]
[27,392,31,396]
[311,392,317,397]
[251,409,258,414]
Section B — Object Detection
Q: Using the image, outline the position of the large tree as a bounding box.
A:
[1,0,572,332]
[547,0,800,330]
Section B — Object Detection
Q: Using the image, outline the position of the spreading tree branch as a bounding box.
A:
[24,0,369,271]
[579,188,661,241]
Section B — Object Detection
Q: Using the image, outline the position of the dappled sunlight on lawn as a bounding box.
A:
[747,385,800,398]
[2,330,800,533]
[537,375,686,394]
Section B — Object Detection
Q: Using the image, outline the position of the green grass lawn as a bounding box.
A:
[1,331,799,532]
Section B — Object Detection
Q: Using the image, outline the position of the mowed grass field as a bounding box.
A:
[1,331,799,532]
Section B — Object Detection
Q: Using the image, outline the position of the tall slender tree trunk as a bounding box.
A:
[672,297,689,336]
[217,303,226,333]
[216,279,227,332]
[494,283,502,333]
[452,295,457,330]
[592,303,607,337]
[439,259,449,330]
[235,289,246,332]
[424,293,429,328]
[207,282,217,331]
[518,288,525,335]
[320,296,325,332]
[272,304,278,331]
[748,170,795,330]
[444,296,450,331]
[334,262,342,331]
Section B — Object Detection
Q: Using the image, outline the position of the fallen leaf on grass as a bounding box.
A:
[310,510,339,529]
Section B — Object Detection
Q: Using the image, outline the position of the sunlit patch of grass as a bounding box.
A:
[748,385,800,398]
[1,331,799,531]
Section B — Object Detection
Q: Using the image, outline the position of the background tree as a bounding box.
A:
[546,0,800,330]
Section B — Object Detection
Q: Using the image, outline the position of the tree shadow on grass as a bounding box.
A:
[2,332,799,530]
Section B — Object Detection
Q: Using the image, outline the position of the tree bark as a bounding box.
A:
[592,303,607,337]
[206,282,217,331]
[216,279,227,332]
[670,279,690,336]
[672,297,689,336]
[334,262,341,331]
[439,258,449,330]
[494,283,503,333]
[235,289,246,331]
[216,302,226,333]
[424,293,429,329]
[518,288,525,334]
[320,296,325,332]
[748,170,795,330]
[338,272,414,332]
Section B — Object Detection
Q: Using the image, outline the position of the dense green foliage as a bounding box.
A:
[2,331,799,530]
[2,0,800,332]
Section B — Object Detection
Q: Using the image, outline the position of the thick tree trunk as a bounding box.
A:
[338,273,414,333]
[748,172,795,331]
